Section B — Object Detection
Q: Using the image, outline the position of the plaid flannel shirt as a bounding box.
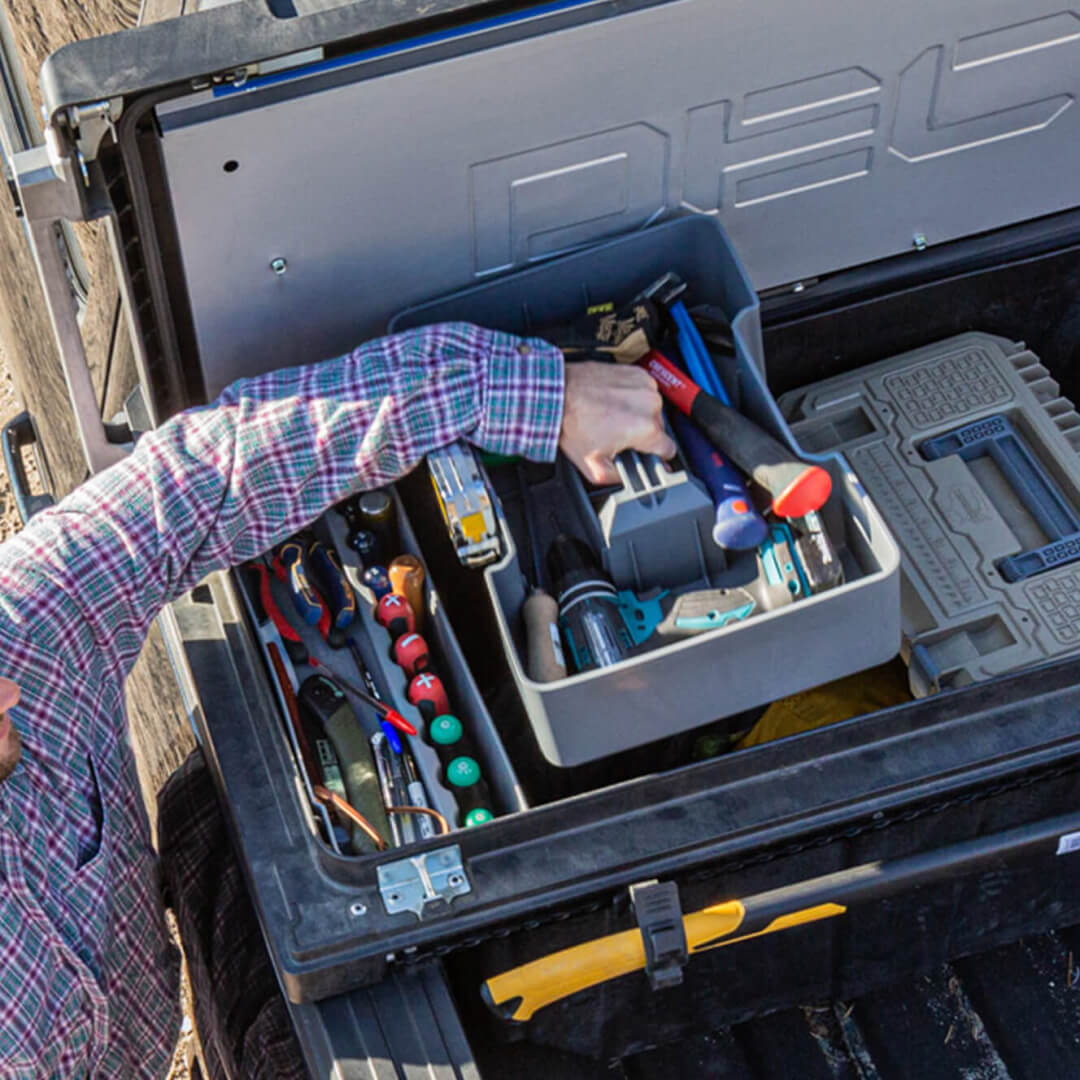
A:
[0,324,563,1078]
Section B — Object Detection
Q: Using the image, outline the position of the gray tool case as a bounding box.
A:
[779,333,1080,697]
[15,1,1080,1076]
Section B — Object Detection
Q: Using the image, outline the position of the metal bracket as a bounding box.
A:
[12,139,83,222]
[190,65,255,92]
[378,845,471,919]
[2,412,55,524]
[66,99,122,171]
[630,879,688,992]
[21,215,126,474]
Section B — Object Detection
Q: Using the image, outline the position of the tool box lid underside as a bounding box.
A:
[42,0,1080,403]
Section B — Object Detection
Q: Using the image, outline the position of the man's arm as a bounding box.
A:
[0,324,563,687]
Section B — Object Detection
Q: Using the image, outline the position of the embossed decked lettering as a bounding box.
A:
[470,125,667,275]
[889,12,1079,162]
[466,11,1080,275]
[684,68,881,212]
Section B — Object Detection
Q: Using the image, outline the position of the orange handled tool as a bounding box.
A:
[389,554,426,629]
[481,896,842,1023]
[481,807,1080,1022]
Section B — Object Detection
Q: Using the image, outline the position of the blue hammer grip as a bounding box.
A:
[671,409,769,551]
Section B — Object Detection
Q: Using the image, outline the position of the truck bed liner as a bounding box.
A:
[469,926,1080,1078]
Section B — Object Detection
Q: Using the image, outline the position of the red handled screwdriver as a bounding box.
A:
[407,671,450,722]
[394,633,430,678]
[376,593,415,639]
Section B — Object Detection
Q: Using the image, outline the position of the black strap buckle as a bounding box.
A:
[630,879,688,991]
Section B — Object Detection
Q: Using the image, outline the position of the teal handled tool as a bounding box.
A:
[618,524,807,641]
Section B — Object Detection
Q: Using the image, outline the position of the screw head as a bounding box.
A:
[448,873,465,888]
[349,901,367,917]
[270,257,288,275]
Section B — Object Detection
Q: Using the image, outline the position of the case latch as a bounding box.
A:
[630,879,687,991]
[378,845,471,919]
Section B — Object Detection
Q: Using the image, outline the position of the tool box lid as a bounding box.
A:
[34,0,1080,421]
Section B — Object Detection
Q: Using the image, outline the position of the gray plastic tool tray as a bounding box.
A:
[394,217,901,766]
[779,331,1080,696]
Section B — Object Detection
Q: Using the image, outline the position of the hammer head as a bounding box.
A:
[637,271,687,310]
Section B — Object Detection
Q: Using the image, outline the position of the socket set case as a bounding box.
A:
[394,217,902,765]
[780,333,1080,696]
[25,0,1080,1075]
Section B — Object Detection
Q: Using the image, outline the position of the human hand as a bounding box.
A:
[559,361,677,485]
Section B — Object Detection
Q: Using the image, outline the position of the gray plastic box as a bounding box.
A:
[394,218,901,766]
[779,332,1080,697]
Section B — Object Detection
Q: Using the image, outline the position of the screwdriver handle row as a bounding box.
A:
[374,553,496,828]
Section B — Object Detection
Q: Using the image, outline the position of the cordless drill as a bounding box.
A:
[547,532,634,674]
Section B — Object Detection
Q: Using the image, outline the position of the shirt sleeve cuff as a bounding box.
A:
[472,331,565,462]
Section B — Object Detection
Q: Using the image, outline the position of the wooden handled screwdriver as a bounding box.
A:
[515,464,566,683]
[637,350,831,518]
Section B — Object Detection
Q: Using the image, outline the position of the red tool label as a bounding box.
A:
[639,350,698,415]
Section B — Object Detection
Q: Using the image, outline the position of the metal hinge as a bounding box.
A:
[65,99,122,185]
[12,98,121,221]
[378,845,472,919]
[630,879,688,991]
